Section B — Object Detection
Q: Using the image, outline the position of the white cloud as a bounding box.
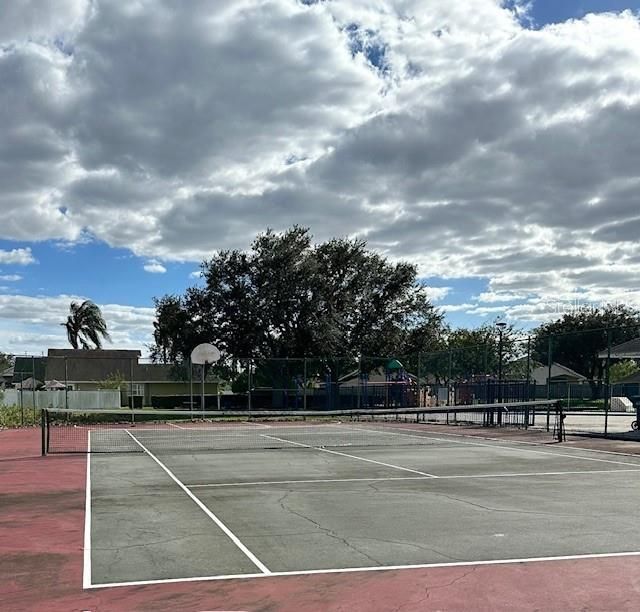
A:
[143,260,166,274]
[189,270,203,279]
[476,291,527,303]
[0,248,37,265]
[0,274,22,282]
[0,2,639,324]
[423,286,451,302]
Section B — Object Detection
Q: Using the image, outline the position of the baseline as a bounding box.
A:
[87,550,640,589]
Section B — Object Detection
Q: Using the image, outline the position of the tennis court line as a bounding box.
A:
[348,425,640,468]
[83,432,92,589]
[384,422,640,460]
[86,549,640,589]
[188,467,640,489]
[123,430,271,575]
[260,434,438,477]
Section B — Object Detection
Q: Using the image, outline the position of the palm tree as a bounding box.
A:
[62,300,111,349]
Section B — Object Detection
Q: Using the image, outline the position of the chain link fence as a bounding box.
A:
[2,325,640,436]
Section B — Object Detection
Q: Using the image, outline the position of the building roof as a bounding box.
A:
[597,337,640,359]
[44,379,67,390]
[134,363,177,382]
[14,377,42,390]
[1,366,13,379]
[48,349,141,359]
[46,349,145,382]
[531,362,587,384]
[339,366,417,385]
[13,356,47,382]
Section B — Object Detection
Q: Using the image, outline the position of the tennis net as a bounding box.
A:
[41,400,562,455]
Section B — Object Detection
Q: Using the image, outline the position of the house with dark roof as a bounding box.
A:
[12,356,47,386]
[45,349,220,407]
[531,362,587,385]
[597,337,640,360]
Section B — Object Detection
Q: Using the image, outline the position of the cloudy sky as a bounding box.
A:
[1,0,640,355]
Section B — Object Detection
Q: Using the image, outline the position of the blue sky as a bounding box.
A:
[1,0,640,354]
[528,0,640,25]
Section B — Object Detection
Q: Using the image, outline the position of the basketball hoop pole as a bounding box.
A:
[189,343,221,420]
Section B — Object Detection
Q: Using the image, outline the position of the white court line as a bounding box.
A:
[171,422,273,431]
[82,431,92,589]
[86,550,640,589]
[190,476,431,488]
[260,434,438,478]
[386,421,640,460]
[348,425,640,468]
[123,430,270,575]
[188,468,640,488]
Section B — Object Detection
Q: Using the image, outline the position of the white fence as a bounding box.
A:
[0,389,121,410]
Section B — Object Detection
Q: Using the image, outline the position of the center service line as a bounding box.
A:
[124,430,271,575]
[260,434,438,478]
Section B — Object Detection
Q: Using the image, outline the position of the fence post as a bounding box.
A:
[605,328,611,436]
[247,358,252,411]
[32,355,37,422]
[19,371,24,426]
[64,357,68,410]
[129,358,134,410]
[546,336,553,431]
[41,408,47,456]
[447,349,452,406]
[417,353,422,407]
[303,357,307,411]
[189,358,193,412]
[525,336,531,401]
[356,355,361,410]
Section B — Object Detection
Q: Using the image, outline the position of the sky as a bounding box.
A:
[1,0,640,356]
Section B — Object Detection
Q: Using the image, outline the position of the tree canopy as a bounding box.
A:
[151,227,446,364]
[531,304,640,395]
[0,351,13,372]
[610,360,640,383]
[61,300,111,350]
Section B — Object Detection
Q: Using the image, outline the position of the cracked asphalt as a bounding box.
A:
[90,441,640,585]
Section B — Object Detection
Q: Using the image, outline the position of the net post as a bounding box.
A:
[557,400,564,443]
[41,408,47,456]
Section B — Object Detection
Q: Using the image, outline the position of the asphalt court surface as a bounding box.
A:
[89,427,640,587]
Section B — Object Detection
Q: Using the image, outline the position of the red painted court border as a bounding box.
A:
[4,426,640,611]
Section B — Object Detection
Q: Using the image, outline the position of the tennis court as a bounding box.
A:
[48,403,640,590]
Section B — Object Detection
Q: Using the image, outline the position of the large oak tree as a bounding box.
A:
[151,227,445,369]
